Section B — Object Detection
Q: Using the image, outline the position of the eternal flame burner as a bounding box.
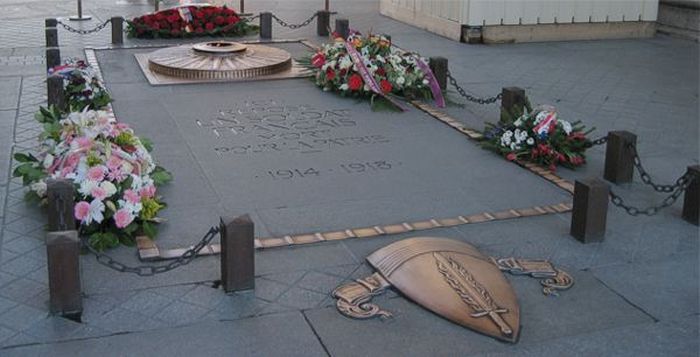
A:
[147,40,292,80]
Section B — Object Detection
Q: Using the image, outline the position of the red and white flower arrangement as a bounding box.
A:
[482,106,594,171]
[126,5,257,38]
[304,32,444,111]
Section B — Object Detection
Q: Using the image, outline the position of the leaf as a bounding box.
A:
[14,153,38,163]
[142,221,158,239]
[151,166,173,186]
[140,137,154,152]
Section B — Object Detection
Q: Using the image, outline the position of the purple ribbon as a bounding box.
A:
[344,41,408,112]
[413,56,445,108]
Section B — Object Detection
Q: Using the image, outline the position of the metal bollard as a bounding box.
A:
[682,165,700,225]
[335,18,349,39]
[111,17,124,45]
[500,87,527,124]
[570,178,609,243]
[317,10,330,36]
[45,18,58,28]
[260,12,272,40]
[429,57,448,91]
[46,46,61,73]
[240,0,245,13]
[45,27,59,48]
[46,230,82,319]
[603,131,637,184]
[220,215,255,293]
[154,0,159,12]
[47,76,67,112]
[69,0,92,21]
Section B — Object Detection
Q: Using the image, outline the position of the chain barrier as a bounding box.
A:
[57,19,111,35]
[587,136,608,147]
[609,171,692,216]
[627,143,688,193]
[242,14,260,22]
[83,226,220,276]
[446,71,501,105]
[271,13,318,29]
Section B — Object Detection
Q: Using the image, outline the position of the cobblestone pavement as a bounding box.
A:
[0,0,698,356]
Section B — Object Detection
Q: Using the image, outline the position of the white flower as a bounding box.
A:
[339,56,353,70]
[526,137,535,145]
[560,120,573,135]
[504,130,513,137]
[42,154,54,169]
[510,142,518,150]
[100,181,117,198]
[422,79,429,85]
[87,198,105,225]
[376,55,385,63]
[30,181,47,197]
[78,180,99,196]
[339,84,349,91]
[396,77,406,85]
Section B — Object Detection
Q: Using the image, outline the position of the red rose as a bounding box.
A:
[380,79,392,93]
[311,53,325,68]
[151,22,160,30]
[195,27,204,34]
[348,74,363,91]
[226,16,238,25]
[205,22,215,31]
[556,152,566,162]
[326,69,336,80]
[548,164,557,172]
[506,153,517,161]
[376,67,386,76]
[155,13,165,21]
[195,10,205,19]
[214,16,225,25]
[159,20,169,30]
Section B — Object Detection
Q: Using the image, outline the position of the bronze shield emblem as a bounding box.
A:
[334,237,520,342]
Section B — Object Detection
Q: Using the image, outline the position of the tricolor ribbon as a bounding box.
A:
[533,111,558,137]
[343,40,408,112]
[413,56,445,108]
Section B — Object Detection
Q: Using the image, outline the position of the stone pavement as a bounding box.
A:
[0,0,698,356]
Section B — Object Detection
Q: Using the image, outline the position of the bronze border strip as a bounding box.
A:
[136,202,572,261]
[410,101,575,195]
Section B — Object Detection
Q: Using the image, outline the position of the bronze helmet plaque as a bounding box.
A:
[333,237,573,343]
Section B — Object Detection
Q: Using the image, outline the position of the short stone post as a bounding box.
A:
[603,131,637,184]
[45,18,58,28]
[47,75,67,112]
[239,0,245,14]
[220,215,255,293]
[47,179,76,232]
[570,178,609,243]
[46,230,82,319]
[260,12,272,39]
[429,57,448,91]
[500,87,527,124]
[317,10,330,36]
[45,27,58,48]
[46,179,81,319]
[46,47,61,71]
[682,165,700,225]
[111,17,124,45]
[335,18,349,39]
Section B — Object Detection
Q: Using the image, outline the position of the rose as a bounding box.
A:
[214,16,225,25]
[75,201,90,221]
[348,74,363,91]
[205,22,215,31]
[114,209,134,229]
[311,53,326,68]
[380,79,392,93]
[326,69,336,81]
[506,153,517,161]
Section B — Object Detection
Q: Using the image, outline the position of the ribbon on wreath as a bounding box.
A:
[533,110,558,137]
[412,56,445,108]
[343,41,409,112]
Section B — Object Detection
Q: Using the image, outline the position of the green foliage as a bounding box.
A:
[151,166,173,186]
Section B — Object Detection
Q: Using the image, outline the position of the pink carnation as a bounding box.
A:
[114,209,134,228]
[107,156,123,171]
[87,166,106,181]
[91,186,107,200]
[140,184,156,199]
[75,137,93,149]
[74,201,90,222]
[124,189,141,205]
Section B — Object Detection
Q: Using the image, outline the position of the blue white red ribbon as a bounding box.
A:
[413,56,445,108]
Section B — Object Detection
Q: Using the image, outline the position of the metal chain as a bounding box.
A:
[609,171,693,216]
[242,14,260,22]
[83,226,220,276]
[270,13,318,29]
[627,143,688,193]
[446,71,502,105]
[589,136,608,146]
[57,19,111,35]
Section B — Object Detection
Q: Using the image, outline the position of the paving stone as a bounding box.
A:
[179,284,226,308]
[253,277,290,302]
[0,77,20,110]
[21,316,84,342]
[2,312,327,357]
[0,277,45,303]
[295,271,344,294]
[0,296,17,315]
[153,300,209,327]
[276,286,327,310]
[119,289,174,317]
[209,291,270,320]
[0,325,15,345]
[0,303,46,331]
[592,253,699,321]
[90,307,150,333]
